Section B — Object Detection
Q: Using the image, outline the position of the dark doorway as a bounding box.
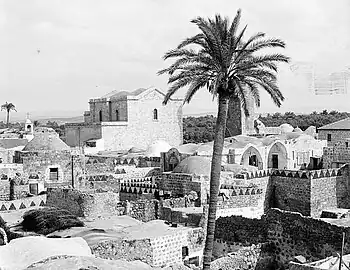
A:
[272,154,279,169]
[249,155,258,167]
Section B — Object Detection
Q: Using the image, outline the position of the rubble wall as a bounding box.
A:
[265,208,350,269]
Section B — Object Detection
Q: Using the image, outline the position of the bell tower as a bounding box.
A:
[24,113,34,141]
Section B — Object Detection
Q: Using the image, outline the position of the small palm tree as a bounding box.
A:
[158,10,289,269]
[1,102,17,128]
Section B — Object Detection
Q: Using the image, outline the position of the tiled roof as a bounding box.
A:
[318,118,350,130]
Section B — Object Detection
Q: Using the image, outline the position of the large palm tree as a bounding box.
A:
[158,10,289,269]
[1,102,17,128]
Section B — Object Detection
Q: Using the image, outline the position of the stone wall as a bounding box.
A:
[19,150,73,187]
[323,141,350,168]
[160,173,202,200]
[217,187,265,210]
[215,216,267,245]
[268,168,349,217]
[64,123,102,147]
[271,175,311,216]
[319,129,350,147]
[0,182,29,201]
[46,188,122,217]
[91,239,153,264]
[265,208,350,269]
[125,199,159,222]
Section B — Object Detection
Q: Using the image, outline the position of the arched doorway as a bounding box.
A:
[267,142,288,169]
[240,146,263,169]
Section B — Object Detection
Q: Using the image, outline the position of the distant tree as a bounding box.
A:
[33,120,40,127]
[1,102,16,128]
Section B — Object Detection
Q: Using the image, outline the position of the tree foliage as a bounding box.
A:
[183,110,350,143]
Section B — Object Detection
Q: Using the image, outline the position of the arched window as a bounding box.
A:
[99,110,102,122]
[116,110,119,121]
[153,109,158,120]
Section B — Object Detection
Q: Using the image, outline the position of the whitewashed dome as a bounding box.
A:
[145,140,171,157]
[280,123,294,134]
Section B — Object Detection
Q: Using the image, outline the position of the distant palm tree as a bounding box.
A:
[158,10,289,269]
[1,102,17,128]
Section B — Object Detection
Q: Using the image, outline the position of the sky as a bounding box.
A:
[0,0,350,121]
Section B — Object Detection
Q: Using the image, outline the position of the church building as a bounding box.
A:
[65,87,183,152]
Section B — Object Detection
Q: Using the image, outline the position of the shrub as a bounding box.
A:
[21,207,84,235]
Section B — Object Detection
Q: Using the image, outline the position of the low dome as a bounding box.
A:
[23,133,70,151]
[145,140,171,157]
[293,127,303,133]
[128,147,145,154]
[280,123,294,133]
[34,127,57,134]
[173,156,212,176]
[177,143,200,154]
[304,126,316,137]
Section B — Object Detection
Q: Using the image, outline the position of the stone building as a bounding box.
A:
[14,131,73,194]
[65,87,183,152]
[318,117,350,147]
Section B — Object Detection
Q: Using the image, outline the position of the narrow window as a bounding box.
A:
[116,110,119,121]
[49,168,59,181]
[346,142,349,148]
[153,109,158,120]
[327,134,332,142]
[99,110,103,122]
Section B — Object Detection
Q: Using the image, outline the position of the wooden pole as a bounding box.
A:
[339,232,345,270]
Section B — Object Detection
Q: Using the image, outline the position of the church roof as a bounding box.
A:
[318,118,350,130]
[102,88,148,99]
[23,133,70,151]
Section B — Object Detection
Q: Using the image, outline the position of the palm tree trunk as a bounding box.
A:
[6,110,9,128]
[202,94,229,270]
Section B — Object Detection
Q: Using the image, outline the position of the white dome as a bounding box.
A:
[280,123,294,134]
[25,118,32,124]
[145,140,171,157]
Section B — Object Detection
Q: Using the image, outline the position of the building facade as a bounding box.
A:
[65,87,183,152]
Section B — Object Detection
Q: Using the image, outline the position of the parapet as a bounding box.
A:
[271,168,341,179]
[244,169,273,180]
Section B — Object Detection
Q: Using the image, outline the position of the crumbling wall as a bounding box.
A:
[215,216,267,245]
[265,208,350,269]
[46,188,122,217]
[91,238,153,264]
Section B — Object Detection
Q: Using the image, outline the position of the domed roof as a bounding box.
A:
[34,127,57,134]
[145,140,171,157]
[173,156,212,176]
[304,126,316,137]
[23,133,70,151]
[128,146,145,154]
[280,123,294,133]
[25,118,32,124]
[293,127,303,133]
[177,143,200,154]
